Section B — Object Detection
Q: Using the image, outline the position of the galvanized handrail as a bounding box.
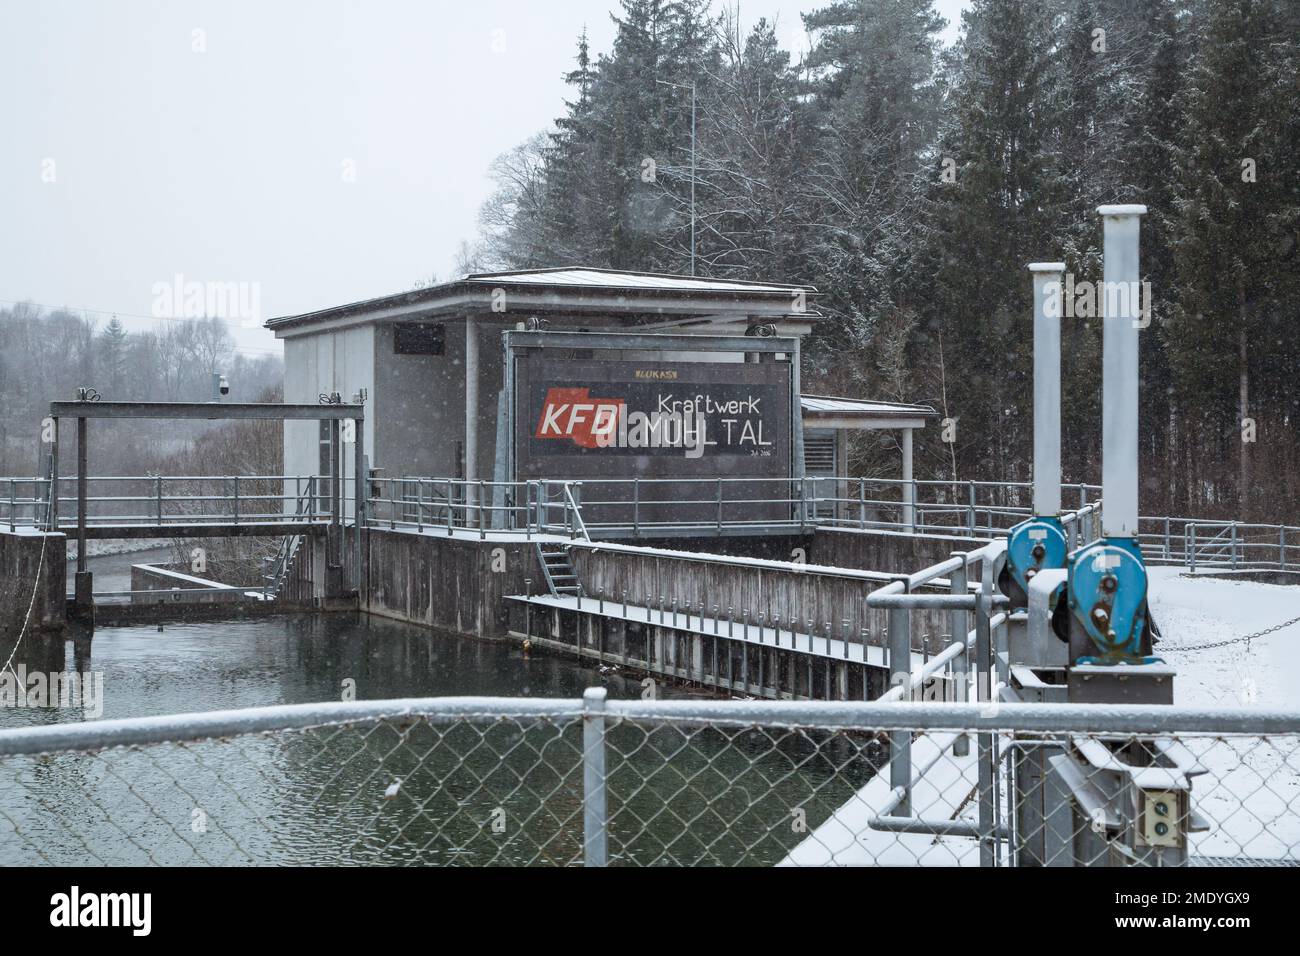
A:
[0,693,1294,868]
[4,471,1295,571]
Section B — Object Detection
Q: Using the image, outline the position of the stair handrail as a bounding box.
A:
[264,480,317,598]
[563,482,590,541]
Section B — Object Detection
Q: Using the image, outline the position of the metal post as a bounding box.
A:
[858,477,866,529]
[1189,523,1197,573]
[690,82,696,275]
[232,475,240,524]
[465,316,479,524]
[1098,204,1147,539]
[1030,262,1065,516]
[975,584,995,866]
[967,481,976,535]
[354,417,365,593]
[76,416,87,574]
[581,687,608,867]
[156,475,163,525]
[632,477,640,537]
[901,428,915,532]
[950,555,970,757]
[49,417,59,531]
[888,603,912,816]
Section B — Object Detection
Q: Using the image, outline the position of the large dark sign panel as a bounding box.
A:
[511,355,795,525]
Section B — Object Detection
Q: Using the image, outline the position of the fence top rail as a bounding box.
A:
[602,699,1300,734]
[0,697,585,757]
[0,697,1296,758]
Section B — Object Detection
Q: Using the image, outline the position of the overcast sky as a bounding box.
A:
[0,0,967,357]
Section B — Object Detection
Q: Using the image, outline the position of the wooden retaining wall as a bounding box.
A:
[809,526,990,577]
[507,601,955,702]
[569,543,952,652]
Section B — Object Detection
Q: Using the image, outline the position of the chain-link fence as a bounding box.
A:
[0,698,1296,866]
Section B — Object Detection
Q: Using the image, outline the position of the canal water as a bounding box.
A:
[1,555,882,866]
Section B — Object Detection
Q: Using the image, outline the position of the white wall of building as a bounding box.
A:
[282,325,375,516]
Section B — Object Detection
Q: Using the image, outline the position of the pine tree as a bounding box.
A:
[98,317,129,397]
[1167,0,1290,517]
[909,0,1061,490]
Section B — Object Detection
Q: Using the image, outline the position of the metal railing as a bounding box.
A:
[808,476,1103,537]
[2,474,337,531]
[6,471,1296,573]
[0,695,1294,866]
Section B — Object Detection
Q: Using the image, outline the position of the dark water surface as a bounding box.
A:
[2,612,666,727]
[0,611,879,865]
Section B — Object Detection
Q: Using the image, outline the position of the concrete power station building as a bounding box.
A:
[266,268,933,530]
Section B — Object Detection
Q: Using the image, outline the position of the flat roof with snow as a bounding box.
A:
[267,266,822,334]
[801,394,937,430]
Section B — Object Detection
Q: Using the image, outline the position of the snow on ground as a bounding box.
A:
[1146,567,1300,710]
[781,733,982,866]
[785,568,1300,865]
[1146,568,1300,859]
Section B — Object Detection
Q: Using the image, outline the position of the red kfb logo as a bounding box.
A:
[535,387,625,449]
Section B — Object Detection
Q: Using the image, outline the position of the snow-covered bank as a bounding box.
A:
[784,569,1300,865]
[1147,567,1300,710]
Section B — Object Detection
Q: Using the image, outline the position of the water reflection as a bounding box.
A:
[0,613,881,865]
[0,613,682,728]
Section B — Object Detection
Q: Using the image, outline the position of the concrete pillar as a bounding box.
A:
[465,315,479,522]
[1030,262,1066,516]
[1098,205,1146,538]
[901,427,914,531]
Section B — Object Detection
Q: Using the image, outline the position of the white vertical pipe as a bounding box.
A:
[465,315,479,522]
[1098,204,1147,538]
[1029,262,1065,516]
[901,427,914,530]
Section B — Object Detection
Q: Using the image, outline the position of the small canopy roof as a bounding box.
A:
[800,394,936,430]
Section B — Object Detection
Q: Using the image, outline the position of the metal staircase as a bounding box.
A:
[262,533,304,599]
[536,544,579,596]
[262,482,317,598]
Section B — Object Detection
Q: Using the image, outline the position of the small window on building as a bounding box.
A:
[394,322,445,355]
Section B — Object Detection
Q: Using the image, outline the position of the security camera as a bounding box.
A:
[218,375,230,396]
